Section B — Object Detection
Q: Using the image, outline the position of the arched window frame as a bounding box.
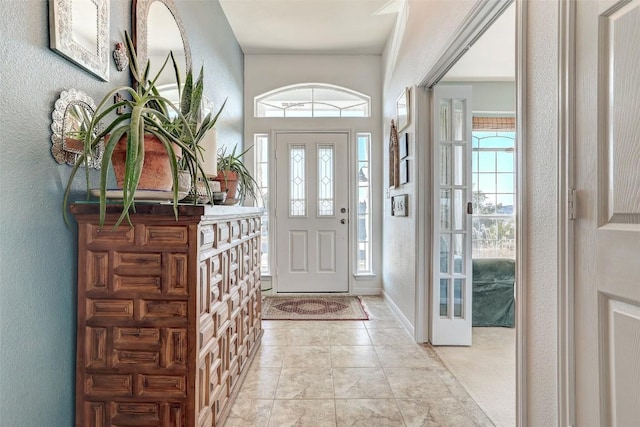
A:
[254,83,371,118]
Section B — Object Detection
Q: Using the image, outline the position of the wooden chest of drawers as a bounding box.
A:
[71,204,263,426]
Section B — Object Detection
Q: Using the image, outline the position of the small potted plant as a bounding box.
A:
[215,144,261,205]
[63,32,199,228]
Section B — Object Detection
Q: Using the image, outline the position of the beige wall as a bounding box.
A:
[522,1,559,425]
[381,0,476,336]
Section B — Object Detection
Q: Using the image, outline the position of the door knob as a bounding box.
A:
[340,219,347,224]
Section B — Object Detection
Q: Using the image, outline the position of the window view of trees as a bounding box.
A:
[472,131,516,258]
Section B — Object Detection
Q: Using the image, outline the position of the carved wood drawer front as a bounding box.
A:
[87,224,135,245]
[217,223,230,245]
[86,251,109,294]
[140,300,188,323]
[87,299,134,321]
[137,374,187,398]
[199,317,215,355]
[83,401,186,427]
[199,261,211,317]
[230,220,241,241]
[143,225,189,246]
[200,225,215,250]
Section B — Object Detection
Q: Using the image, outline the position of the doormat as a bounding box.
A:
[262,296,369,320]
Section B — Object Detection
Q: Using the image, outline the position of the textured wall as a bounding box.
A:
[0,1,242,424]
[524,1,558,424]
[381,0,475,329]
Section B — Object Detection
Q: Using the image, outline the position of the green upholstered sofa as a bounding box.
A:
[472,258,515,327]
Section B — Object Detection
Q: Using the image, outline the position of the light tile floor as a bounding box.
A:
[225,296,493,426]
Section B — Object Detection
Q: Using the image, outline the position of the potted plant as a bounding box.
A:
[167,62,226,202]
[215,144,261,205]
[63,32,199,228]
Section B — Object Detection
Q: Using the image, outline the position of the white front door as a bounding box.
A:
[574,1,640,425]
[430,85,473,346]
[275,132,350,293]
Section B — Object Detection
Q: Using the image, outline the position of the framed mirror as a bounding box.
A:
[134,0,191,100]
[49,0,110,81]
[51,89,104,168]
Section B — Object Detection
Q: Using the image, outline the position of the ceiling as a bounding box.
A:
[218,0,400,55]
[218,0,515,80]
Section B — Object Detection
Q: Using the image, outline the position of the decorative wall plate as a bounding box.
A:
[50,89,104,168]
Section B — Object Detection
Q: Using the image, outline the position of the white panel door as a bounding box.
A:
[574,1,640,425]
[430,85,473,346]
[275,132,350,292]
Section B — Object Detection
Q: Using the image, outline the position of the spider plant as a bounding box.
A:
[63,31,197,228]
[165,59,227,202]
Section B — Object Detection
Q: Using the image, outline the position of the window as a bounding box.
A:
[471,127,516,258]
[255,83,370,118]
[254,134,270,274]
[357,134,372,273]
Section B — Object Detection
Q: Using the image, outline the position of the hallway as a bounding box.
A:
[224,297,494,426]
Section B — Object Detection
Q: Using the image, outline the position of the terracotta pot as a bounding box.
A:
[213,170,239,199]
[111,134,182,191]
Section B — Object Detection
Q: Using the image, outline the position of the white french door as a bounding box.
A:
[573,1,640,424]
[430,85,473,346]
[274,132,350,293]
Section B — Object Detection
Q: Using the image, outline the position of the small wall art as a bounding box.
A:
[49,0,110,81]
[399,132,409,159]
[396,87,410,131]
[392,194,408,217]
[400,159,409,184]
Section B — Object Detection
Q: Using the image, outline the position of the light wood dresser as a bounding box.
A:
[70,204,264,427]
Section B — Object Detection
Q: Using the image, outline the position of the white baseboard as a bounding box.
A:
[381,290,415,339]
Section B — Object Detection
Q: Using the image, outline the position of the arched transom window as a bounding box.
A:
[254,83,371,118]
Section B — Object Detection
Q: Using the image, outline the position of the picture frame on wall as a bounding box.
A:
[400,159,409,184]
[49,0,110,81]
[391,194,408,216]
[396,87,410,131]
[399,132,409,159]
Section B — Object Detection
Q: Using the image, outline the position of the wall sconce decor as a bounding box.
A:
[50,88,104,168]
[49,0,110,81]
[112,42,129,71]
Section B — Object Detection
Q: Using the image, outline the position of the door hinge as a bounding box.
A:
[568,188,576,220]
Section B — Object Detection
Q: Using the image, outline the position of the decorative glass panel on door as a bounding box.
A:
[289,145,306,217]
[317,144,335,217]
